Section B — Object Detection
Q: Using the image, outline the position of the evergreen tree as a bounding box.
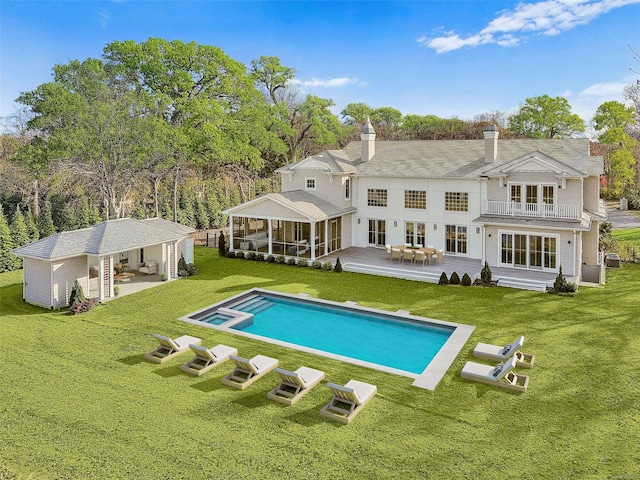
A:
[194,194,210,230]
[177,190,196,227]
[38,199,56,238]
[0,205,16,272]
[10,207,30,268]
[218,231,227,256]
[25,209,40,242]
[76,196,92,228]
[89,204,102,225]
[58,203,79,231]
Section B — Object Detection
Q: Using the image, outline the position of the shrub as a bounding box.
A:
[474,262,499,287]
[287,257,297,266]
[186,264,197,276]
[297,258,309,267]
[334,257,343,272]
[322,262,333,271]
[255,253,265,261]
[312,260,323,269]
[178,253,188,272]
[218,232,227,256]
[235,251,245,259]
[438,272,449,285]
[246,251,256,261]
[69,298,99,314]
[450,271,460,285]
[275,255,286,264]
[68,279,86,307]
[461,273,472,286]
[266,255,275,263]
[226,251,236,258]
[480,261,492,284]
[549,266,577,294]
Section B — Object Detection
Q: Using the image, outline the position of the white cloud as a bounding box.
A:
[99,9,111,29]
[289,77,360,88]
[419,0,640,53]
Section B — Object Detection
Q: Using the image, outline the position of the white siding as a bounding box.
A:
[52,255,86,308]
[281,171,350,209]
[23,258,53,308]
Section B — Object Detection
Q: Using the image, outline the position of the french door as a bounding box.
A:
[405,221,426,247]
[445,225,467,254]
[501,233,557,271]
[368,219,386,247]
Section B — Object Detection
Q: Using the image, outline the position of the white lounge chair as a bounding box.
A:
[320,379,377,424]
[180,344,238,376]
[221,354,279,390]
[267,366,325,406]
[473,335,535,368]
[460,356,529,392]
[144,334,202,364]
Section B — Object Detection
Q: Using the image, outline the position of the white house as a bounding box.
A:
[225,123,606,283]
[12,217,195,308]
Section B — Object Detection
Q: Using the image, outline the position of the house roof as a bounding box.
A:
[12,218,195,261]
[224,190,356,221]
[341,138,599,178]
[275,150,357,175]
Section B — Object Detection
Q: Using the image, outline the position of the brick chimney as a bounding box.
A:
[484,124,498,163]
[361,117,376,162]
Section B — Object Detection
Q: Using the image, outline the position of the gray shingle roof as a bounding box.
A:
[225,190,356,221]
[12,218,195,261]
[342,139,598,178]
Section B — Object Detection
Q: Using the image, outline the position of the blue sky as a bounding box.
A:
[2,0,640,132]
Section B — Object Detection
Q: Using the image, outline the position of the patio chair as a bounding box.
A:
[390,248,402,262]
[473,335,535,368]
[401,249,414,264]
[267,366,325,406]
[320,379,377,424]
[221,354,279,390]
[413,249,427,266]
[434,249,444,265]
[144,334,202,364]
[180,343,238,376]
[460,356,529,392]
[385,244,392,259]
[139,261,158,275]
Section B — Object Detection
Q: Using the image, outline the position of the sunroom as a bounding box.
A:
[224,191,356,260]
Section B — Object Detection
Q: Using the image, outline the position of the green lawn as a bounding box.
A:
[612,227,640,245]
[1,248,639,479]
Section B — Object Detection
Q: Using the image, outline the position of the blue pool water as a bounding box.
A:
[225,293,453,374]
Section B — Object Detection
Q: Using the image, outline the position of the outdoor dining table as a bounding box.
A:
[393,246,436,265]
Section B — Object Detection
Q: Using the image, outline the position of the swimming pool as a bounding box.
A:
[180,289,474,390]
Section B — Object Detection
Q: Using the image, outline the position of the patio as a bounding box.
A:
[322,247,565,291]
[89,270,166,300]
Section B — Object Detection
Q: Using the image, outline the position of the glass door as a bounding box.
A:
[368,219,386,247]
[445,225,467,254]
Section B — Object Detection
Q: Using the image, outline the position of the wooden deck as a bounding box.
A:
[322,247,564,291]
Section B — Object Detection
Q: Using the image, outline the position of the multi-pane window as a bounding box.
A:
[510,185,522,203]
[344,178,351,200]
[305,178,316,191]
[501,232,558,271]
[404,190,426,209]
[445,192,469,212]
[367,189,388,207]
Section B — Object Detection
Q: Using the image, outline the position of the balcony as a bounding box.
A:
[482,201,581,220]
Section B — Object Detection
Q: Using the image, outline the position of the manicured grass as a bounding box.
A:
[612,226,640,245]
[1,248,639,479]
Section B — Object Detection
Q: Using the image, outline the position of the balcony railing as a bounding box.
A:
[482,201,581,220]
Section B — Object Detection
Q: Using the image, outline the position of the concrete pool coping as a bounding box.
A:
[178,288,475,391]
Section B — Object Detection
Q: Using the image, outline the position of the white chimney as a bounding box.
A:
[361,117,376,162]
[484,124,498,163]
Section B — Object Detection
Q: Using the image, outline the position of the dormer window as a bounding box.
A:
[305,177,316,191]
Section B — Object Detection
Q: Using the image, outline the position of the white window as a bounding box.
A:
[344,178,351,200]
[500,232,558,271]
[305,178,316,191]
[405,190,426,209]
[367,189,388,207]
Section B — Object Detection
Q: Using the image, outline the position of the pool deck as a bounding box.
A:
[179,288,475,390]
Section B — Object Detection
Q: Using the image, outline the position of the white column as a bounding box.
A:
[228,215,234,252]
[268,219,273,255]
[310,222,316,261]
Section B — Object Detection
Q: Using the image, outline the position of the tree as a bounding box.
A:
[0,205,16,272]
[610,149,637,195]
[593,101,636,132]
[38,199,56,238]
[18,58,168,219]
[507,94,586,138]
